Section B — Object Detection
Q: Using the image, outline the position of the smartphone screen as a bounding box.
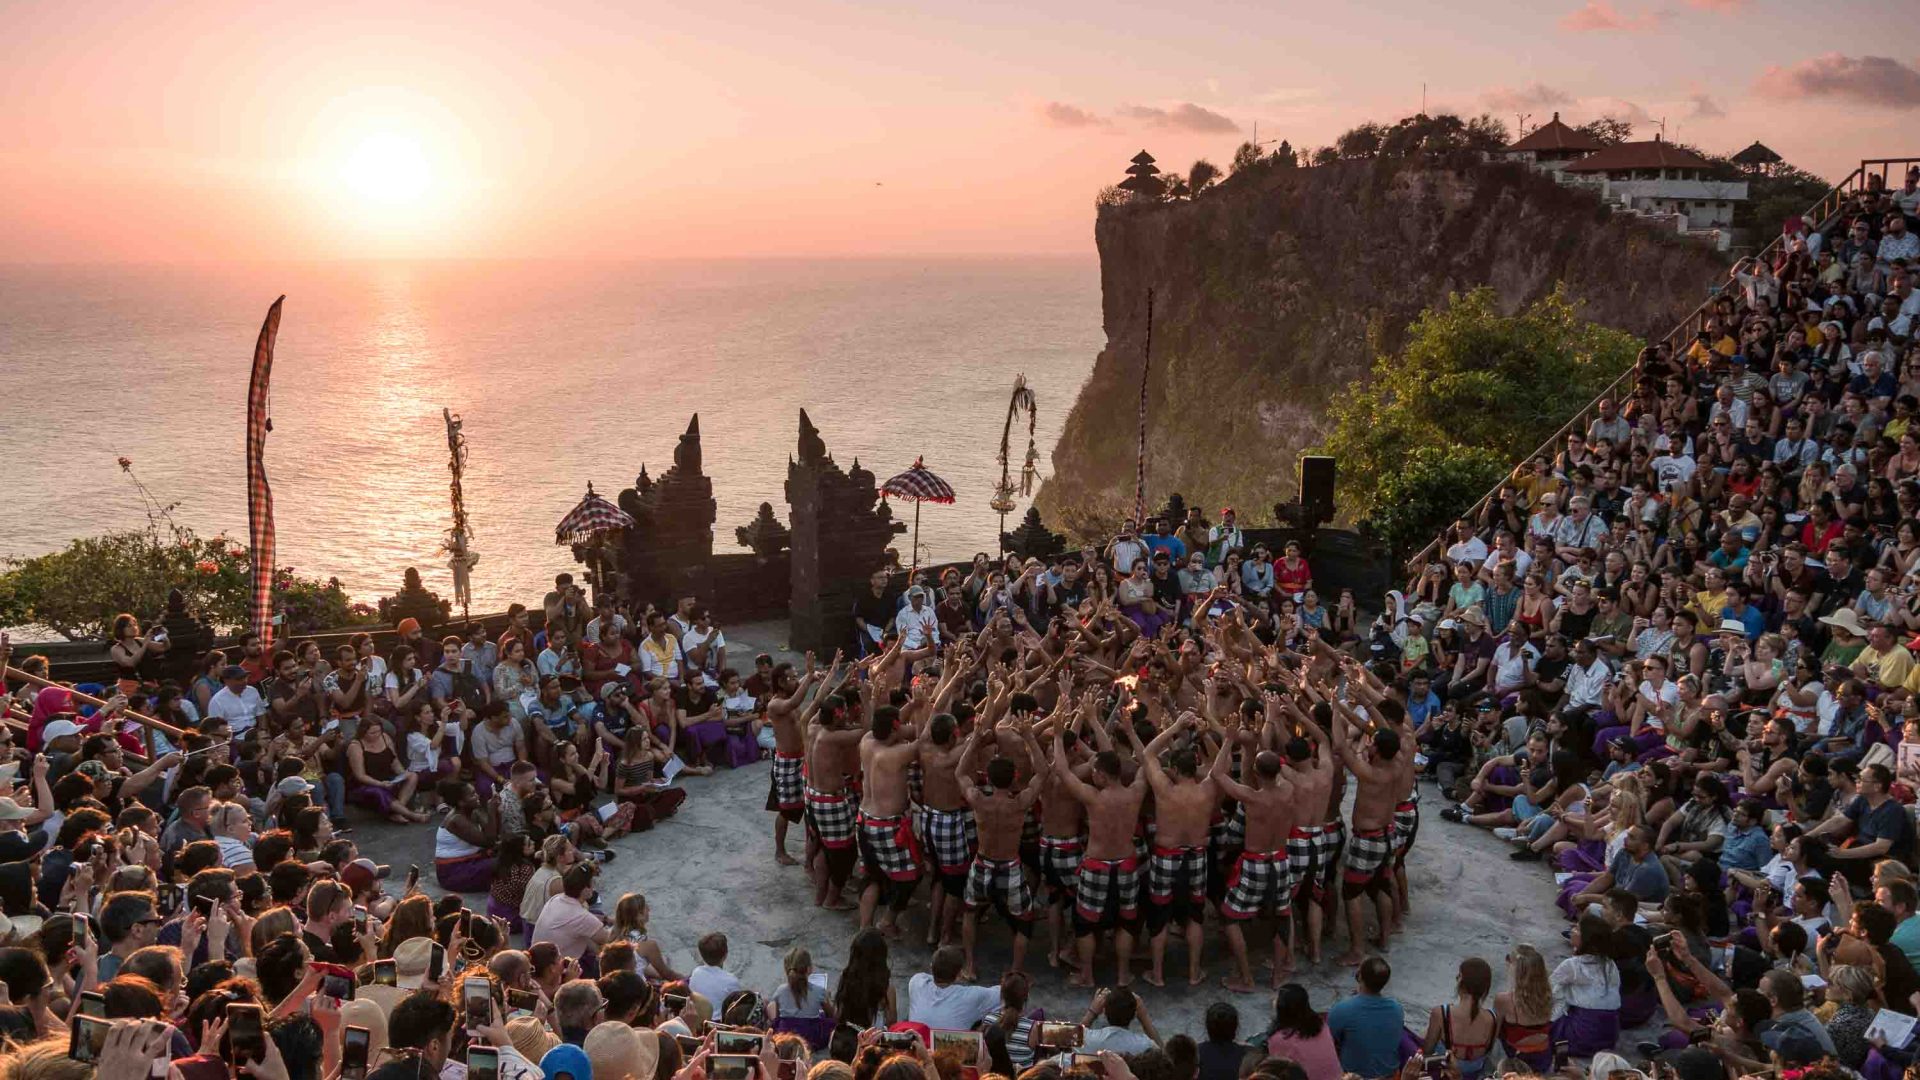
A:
[506,989,539,1012]
[342,1026,371,1080]
[1072,1056,1107,1078]
[674,1035,703,1056]
[228,1003,267,1064]
[463,976,492,1027]
[878,1032,916,1051]
[709,1056,756,1080]
[69,1015,112,1063]
[1034,1023,1084,1049]
[663,992,689,1016]
[77,991,106,1019]
[715,1031,765,1055]
[468,1047,500,1080]
[373,959,397,987]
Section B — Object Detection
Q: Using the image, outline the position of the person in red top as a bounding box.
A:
[236,631,272,686]
[580,625,638,699]
[1274,541,1314,598]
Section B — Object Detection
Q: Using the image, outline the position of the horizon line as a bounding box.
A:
[0,251,1101,269]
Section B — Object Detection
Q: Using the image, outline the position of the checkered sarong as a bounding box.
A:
[1222,803,1247,849]
[964,855,1036,920]
[1074,855,1142,926]
[1320,818,1347,888]
[1038,835,1084,893]
[857,811,923,882]
[918,806,976,876]
[805,787,856,849]
[1222,849,1292,920]
[1343,826,1394,884]
[1393,798,1420,864]
[1147,844,1208,908]
[768,752,804,812]
[1288,824,1325,904]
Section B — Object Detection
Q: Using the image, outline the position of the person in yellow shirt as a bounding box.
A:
[1852,625,1916,691]
[1690,567,1732,628]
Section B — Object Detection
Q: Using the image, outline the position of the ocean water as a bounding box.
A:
[0,258,1100,615]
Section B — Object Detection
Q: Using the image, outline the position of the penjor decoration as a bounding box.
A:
[441,408,479,622]
[991,374,1040,551]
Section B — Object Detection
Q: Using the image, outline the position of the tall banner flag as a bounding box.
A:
[246,297,284,645]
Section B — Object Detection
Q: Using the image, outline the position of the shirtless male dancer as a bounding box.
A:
[956,718,1046,980]
[1214,710,1300,991]
[858,701,925,938]
[1381,698,1420,935]
[1130,713,1220,987]
[917,712,975,946]
[1279,697,1337,965]
[1330,698,1402,965]
[1052,723,1148,988]
[1036,710,1092,968]
[805,686,866,911]
[767,657,826,866]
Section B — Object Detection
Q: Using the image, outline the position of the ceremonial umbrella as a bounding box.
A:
[556,483,635,600]
[881,458,955,571]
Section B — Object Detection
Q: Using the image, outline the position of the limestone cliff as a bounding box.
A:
[1035,157,1730,533]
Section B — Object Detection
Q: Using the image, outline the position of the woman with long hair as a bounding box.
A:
[108,613,165,698]
[384,645,426,719]
[1495,946,1553,1072]
[380,893,436,958]
[611,892,682,982]
[345,716,428,824]
[488,832,538,935]
[191,649,227,719]
[636,678,717,776]
[831,928,896,1029]
[1263,983,1339,1080]
[1549,914,1621,1057]
[548,740,631,841]
[612,717,689,830]
[1423,958,1496,1080]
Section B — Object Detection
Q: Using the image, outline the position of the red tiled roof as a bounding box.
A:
[1505,113,1605,154]
[1563,139,1717,173]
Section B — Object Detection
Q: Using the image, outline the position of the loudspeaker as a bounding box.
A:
[1299,456,1336,520]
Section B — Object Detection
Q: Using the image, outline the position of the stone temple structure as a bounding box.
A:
[615,416,718,608]
[785,410,904,652]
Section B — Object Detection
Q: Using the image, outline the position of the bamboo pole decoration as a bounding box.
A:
[2,665,188,740]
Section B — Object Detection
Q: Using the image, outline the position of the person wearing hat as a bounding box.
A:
[36,718,84,782]
[1447,608,1496,703]
[0,789,49,865]
[540,1043,595,1080]
[892,586,940,655]
[205,663,265,741]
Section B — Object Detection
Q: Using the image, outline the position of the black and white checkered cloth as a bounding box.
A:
[857,811,923,882]
[964,855,1036,920]
[1147,845,1208,907]
[768,752,804,812]
[1222,849,1292,920]
[1038,835,1084,893]
[918,806,977,875]
[804,787,856,848]
[1074,856,1142,925]
[1343,826,1394,884]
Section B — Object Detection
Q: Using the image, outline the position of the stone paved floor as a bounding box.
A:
[350,621,1577,1043]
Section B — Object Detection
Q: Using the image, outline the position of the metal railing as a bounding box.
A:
[1402,156,1918,573]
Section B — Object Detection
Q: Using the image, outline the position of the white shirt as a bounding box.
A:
[906,972,1001,1030]
[689,965,742,1008]
[894,604,940,650]
[1491,641,1540,692]
[1110,538,1148,575]
[205,685,264,737]
[435,824,484,860]
[1079,1026,1155,1056]
[407,731,441,774]
[1481,548,1532,579]
[1549,954,1620,1017]
[1446,536,1489,565]
[1565,659,1613,710]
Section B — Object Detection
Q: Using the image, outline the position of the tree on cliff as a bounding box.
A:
[1319,286,1639,557]
[1188,159,1219,195]
[1230,141,1264,175]
[1576,116,1633,146]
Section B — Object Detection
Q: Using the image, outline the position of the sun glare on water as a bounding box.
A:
[339,133,432,205]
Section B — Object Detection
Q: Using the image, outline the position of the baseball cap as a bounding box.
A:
[40,719,82,742]
[1437,618,1459,631]
[342,858,390,894]
[599,682,628,702]
[75,761,111,782]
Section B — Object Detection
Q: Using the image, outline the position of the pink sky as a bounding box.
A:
[3,0,1916,261]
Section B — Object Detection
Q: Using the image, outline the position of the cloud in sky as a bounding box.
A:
[1116,102,1240,133]
[1754,54,1920,109]
[1560,1,1661,32]
[1036,101,1109,128]
[1686,93,1726,119]
[1482,82,1575,112]
[1683,0,1748,10]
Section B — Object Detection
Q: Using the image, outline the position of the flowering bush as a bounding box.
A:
[0,525,377,640]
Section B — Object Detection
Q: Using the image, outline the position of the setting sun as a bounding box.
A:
[339,133,431,205]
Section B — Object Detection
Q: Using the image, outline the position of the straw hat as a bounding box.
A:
[508,1015,560,1065]
[1820,608,1870,638]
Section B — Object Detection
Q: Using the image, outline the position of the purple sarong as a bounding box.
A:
[1552,1005,1620,1058]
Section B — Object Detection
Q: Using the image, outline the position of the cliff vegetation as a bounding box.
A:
[1036,153,1731,541]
